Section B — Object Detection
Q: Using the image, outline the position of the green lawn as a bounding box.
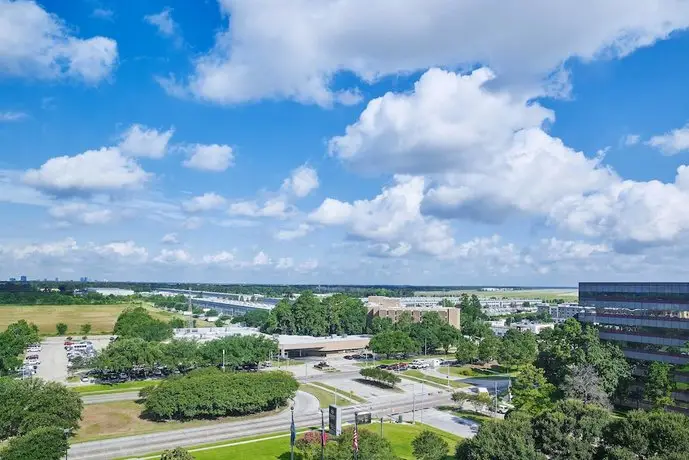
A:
[437,406,494,425]
[73,380,158,394]
[300,384,345,408]
[309,382,367,403]
[677,382,689,391]
[124,423,462,460]
[403,370,469,389]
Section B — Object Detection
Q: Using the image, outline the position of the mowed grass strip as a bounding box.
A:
[74,400,287,443]
[299,384,344,408]
[123,422,462,460]
[73,380,158,395]
[309,381,367,403]
[402,370,469,389]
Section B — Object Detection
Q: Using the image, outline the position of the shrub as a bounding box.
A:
[144,369,298,420]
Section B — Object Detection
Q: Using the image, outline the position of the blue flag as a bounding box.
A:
[290,410,296,446]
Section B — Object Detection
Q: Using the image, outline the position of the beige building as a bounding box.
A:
[367,296,461,329]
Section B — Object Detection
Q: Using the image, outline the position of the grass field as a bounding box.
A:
[437,406,494,425]
[125,423,462,460]
[300,384,345,408]
[309,382,367,403]
[73,380,158,395]
[75,400,285,442]
[0,302,212,335]
[403,370,469,389]
[436,366,517,379]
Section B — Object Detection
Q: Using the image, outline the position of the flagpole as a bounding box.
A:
[353,412,359,460]
[320,408,325,460]
[290,406,295,460]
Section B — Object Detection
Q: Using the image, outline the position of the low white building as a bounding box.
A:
[537,303,593,323]
[489,320,554,336]
[479,299,542,317]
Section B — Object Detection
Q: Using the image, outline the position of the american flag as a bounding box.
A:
[353,424,359,452]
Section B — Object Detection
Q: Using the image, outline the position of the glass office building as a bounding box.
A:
[578,282,689,365]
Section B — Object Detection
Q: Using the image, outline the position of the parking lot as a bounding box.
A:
[34,335,112,383]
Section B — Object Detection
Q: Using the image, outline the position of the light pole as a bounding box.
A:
[63,428,71,460]
[380,416,383,437]
[222,349,226,372]
[412,385,416,424]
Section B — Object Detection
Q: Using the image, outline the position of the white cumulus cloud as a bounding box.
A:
[647,122,689,155]
[118,124,174,159]
[182,192,227,212]
[182,144,234,172]
[161,0,689,106]
[281,165,319,197]
[0,0,118,82]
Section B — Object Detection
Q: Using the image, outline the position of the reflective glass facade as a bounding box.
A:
[578,282,689,365]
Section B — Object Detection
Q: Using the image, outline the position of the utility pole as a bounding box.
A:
[187,287,193,330]
[421,381,424,424]
[494,380,498,415]
[222,349,226,372]
[412,386,416,424]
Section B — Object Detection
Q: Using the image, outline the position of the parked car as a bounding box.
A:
[314,361,332,369]
[80,376,90,383]
[343,355,353,360]
[377,364,389,370]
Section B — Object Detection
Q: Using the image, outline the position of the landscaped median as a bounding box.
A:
[119,422,463,459]
[402,370,470,389]
[73,380,158,395]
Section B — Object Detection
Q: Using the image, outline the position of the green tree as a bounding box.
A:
[113,307,173,342]
[440,298,456,308]
[328,427,398,459]
[455,336,478,364]
[232,309,270,328]
[360,367,401,387]
[0,426,69,460]
[0,320,40,376]
[144,369,298,420]
[456,413,544,460]
[198,335,278,369]
[95,338,163,373]
[536,319,629,397]
[532,399,611,460]
[323,294,368,335]
[644,362,675,409]
[499,329,537,366]
[396,311,414,334]
[56,323,68,335]
[268,298,295,334]
[412,430,449,460]
[160,447,195,459]
[511,364,555,415]
[477,333,500,363]
[159,339,200,370]
[601,410,689,459]
[369,331,417,358]
[369,316,394,334]
[169,318,185,329]
[80,323,92,336]
[0,378,82,441]
[436,323,460,354]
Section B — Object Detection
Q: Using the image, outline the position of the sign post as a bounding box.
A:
[328,405,342,436]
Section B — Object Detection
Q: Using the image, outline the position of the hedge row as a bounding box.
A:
[359,367,401,387]
[144,368,298,420]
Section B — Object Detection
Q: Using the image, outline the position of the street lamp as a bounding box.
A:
[63,428,72,460]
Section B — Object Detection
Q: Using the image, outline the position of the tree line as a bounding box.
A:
[143,368,298,420]
[453,318,689,459]
[0,320,40,376]
[0,378,82,460]
[368,310,461,357]
[94,334,278,374]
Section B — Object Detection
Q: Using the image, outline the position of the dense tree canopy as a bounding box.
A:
[456,412,543,460]
[113,307,174,341]
[262,292,368,337]
[144,368,298,420]
[498,329,537,366]
[369,330,417,358]
[644,362,675,409]
[359,367,401,387]
[477,333,500,363]
[459,294,490,338]
[412,430,449,460]
[231,309,270,328]
[601,410,689,459]
[327,427,398,460]
[455,336,478,364]
[511,364,555,415]
[0,320,40,376]
[536,319,629,397]
[0,378,82,443]
[198,334,278,367]
[0,426,69,460]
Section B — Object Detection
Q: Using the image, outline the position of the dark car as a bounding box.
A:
[343,355,353,360]
[377,364,389,370]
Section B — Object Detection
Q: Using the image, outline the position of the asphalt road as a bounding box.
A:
[68,392,452,459]
[82,391,143,405]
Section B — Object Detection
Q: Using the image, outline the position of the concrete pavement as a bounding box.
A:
[82,391,143,405]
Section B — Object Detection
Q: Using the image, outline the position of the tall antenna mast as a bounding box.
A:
[187,286,193,329]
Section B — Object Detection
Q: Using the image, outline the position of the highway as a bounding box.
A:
[69,391,451,459]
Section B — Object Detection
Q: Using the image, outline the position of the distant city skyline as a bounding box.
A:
[3,1,689,284]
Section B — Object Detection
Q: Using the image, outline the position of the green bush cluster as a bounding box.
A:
[113,307,174,341]
[359,367,401,387]
[144,369,298,420]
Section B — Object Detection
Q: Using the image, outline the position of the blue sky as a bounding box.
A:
[3,0,689,285]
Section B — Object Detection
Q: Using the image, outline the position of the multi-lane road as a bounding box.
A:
[70,388,452,459]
